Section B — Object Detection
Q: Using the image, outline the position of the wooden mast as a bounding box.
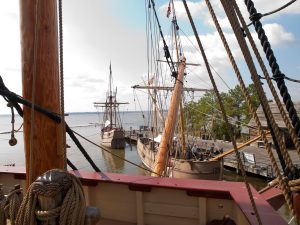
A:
[152,58,186,176]
[171,0,186,157]
[109,63,113,129]
[20,0,64,186]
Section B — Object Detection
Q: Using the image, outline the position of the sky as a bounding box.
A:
[0,0,299,115]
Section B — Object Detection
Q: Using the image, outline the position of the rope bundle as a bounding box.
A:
[0,186,23,225]
[14,169,86,225]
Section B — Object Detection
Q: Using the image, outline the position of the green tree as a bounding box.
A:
[184,84,260,141]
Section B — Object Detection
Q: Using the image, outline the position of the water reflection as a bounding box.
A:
[223,169,268,191]
[101,147,125,172]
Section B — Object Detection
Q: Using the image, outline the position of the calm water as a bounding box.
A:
[0,112,148,173]
[0,112,274,185]
[0,112,294,223]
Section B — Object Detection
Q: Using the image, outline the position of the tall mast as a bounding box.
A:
[152,58,186,176]
[109,63,113,128]
[20,0,64,186]
[171,0,186,156]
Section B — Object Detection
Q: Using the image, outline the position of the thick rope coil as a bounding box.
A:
[0,187,23,225]
[244,0,300,139]
[4,189,23,225]
[15,169,86,225]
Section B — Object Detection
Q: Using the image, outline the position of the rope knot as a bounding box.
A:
[272,72,285,81]
[249,12,262,22]
[15,169,86,225]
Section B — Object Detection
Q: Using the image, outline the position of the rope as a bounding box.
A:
[232,1,300,178]
[149,0,177,79]
[15,169,85,225]
[269,178,300,192]
[182,1,262,224]
[8,102,17,146]
[4,188,22,225]
[0,78,101,173]
[220,0,295,216]
[0,185,6,224]
[244,0,300,140]
[285,76,300,84]
[0,186,23,225]
[224,0,295,173]
[58,0,67,170]
[245,0,297,27]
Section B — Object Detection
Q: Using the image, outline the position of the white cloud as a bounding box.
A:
[263,23,295,46]
[241,0,300,16]
[162,0,300,31]
[172,21,296,94]
[0,0,299,114]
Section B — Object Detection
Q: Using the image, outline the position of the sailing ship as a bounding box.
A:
[134,83,222,180]
[94,64,128,149]
[133,1,222,180]
[0,0,298,224]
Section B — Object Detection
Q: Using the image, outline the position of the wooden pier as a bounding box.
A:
[188,139,300,179]
[124,130,300,179]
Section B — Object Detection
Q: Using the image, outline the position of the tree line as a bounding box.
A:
[184,84,260,141]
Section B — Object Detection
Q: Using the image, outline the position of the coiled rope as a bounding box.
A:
[0,185,23,225]
[0,185,6,224]
[15,169,85,225]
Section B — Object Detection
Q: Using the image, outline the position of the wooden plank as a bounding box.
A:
[136,192,144,225]
[144,202,198,219]
[198,197,207,225]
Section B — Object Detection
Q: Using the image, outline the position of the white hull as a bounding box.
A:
[101,129,125,149]
[137,138,222,180]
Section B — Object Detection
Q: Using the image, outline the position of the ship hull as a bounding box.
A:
[0,166,287,225]
[101,129,126,149]
[137,138,222,180]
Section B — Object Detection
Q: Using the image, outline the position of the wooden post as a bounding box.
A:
[152,58,186,176]
[19,0,64,187]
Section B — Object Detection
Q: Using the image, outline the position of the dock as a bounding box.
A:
[124,129,149,143]
[184,139,300,179]
[124,130,300,178]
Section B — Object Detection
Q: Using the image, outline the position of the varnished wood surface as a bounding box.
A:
[20,0,64,187]
[153,58,186,176]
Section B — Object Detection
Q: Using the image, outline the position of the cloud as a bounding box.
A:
[170,21,296,94]
[263,23,295,46]
[160,0,300,31]
[242,0,300,16]
[0,0,299,114]
[159,0,206,20]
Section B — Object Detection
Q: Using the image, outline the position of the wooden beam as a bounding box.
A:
[132,85,211,92]
[209,131,271,161]
[20,0,64,186]
[152,58,186,176]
